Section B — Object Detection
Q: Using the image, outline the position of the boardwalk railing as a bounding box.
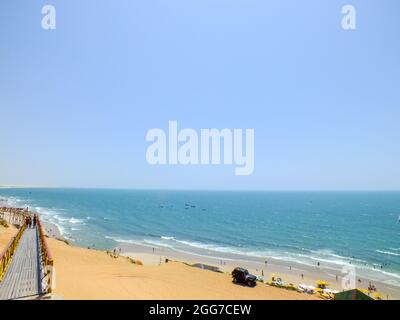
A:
[37,217,54,293]
[0,223,27,281]
[0,207,28,226]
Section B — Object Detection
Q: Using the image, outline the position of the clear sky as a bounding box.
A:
[0,0,399,190]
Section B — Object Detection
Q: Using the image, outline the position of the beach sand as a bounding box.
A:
[1,216,397,300]
[118,242,400,300]
[0,225,17,249]
[48,237,319,300]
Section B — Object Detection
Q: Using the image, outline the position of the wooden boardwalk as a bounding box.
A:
[0,227,42,300]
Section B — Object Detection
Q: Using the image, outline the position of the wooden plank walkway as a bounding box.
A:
[0,227,42,300]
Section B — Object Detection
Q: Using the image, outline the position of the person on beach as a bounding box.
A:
[301,273,304,280]
[25,216,30,227]
[26,216,32,228]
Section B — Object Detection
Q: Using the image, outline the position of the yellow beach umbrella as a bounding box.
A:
[317,280,329,288]
[374,292,383,300]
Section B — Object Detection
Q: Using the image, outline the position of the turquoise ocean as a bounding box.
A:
[0,188,399,287]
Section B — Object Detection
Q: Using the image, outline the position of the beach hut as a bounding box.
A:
[334,289,374,300]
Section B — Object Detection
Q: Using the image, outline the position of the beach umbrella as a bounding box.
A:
[374,292,383,300]
[316,280,329,288]
[321,293,331,299]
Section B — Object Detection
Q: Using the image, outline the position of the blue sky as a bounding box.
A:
[0,0,399,190]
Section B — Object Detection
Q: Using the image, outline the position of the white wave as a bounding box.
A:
[105,236,138,245]
[308,249,369,265]
[3,196,30,208]
[161,236,175,240]
[143,239,175,249]
[35,207,63,218]
[54,215,69,222]
[376,250,400,257]
[69,217,85,224]
[57,225,65,236]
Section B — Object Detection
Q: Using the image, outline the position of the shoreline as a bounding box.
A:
[7,213,400,299]
[1,197,399,299]
[117,241,400,300]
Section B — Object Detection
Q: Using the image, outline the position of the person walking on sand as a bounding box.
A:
[301,273,304,280]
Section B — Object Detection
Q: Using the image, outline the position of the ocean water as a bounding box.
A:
[0,188,399,286]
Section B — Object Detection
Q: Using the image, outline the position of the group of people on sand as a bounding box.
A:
[25,214,38,228]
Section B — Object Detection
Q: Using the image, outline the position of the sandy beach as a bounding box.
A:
[118,241,400,300]
[35,219,395,300]
[1,203,398,300]
[47,236,318,300]
[0,225,17,250]
[2,221,319,300]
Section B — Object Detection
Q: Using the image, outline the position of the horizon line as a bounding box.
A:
[1,185,400,192]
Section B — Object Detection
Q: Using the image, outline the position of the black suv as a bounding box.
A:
[231,267,257,287]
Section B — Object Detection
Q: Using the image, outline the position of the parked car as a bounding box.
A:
[231,267,257,287]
